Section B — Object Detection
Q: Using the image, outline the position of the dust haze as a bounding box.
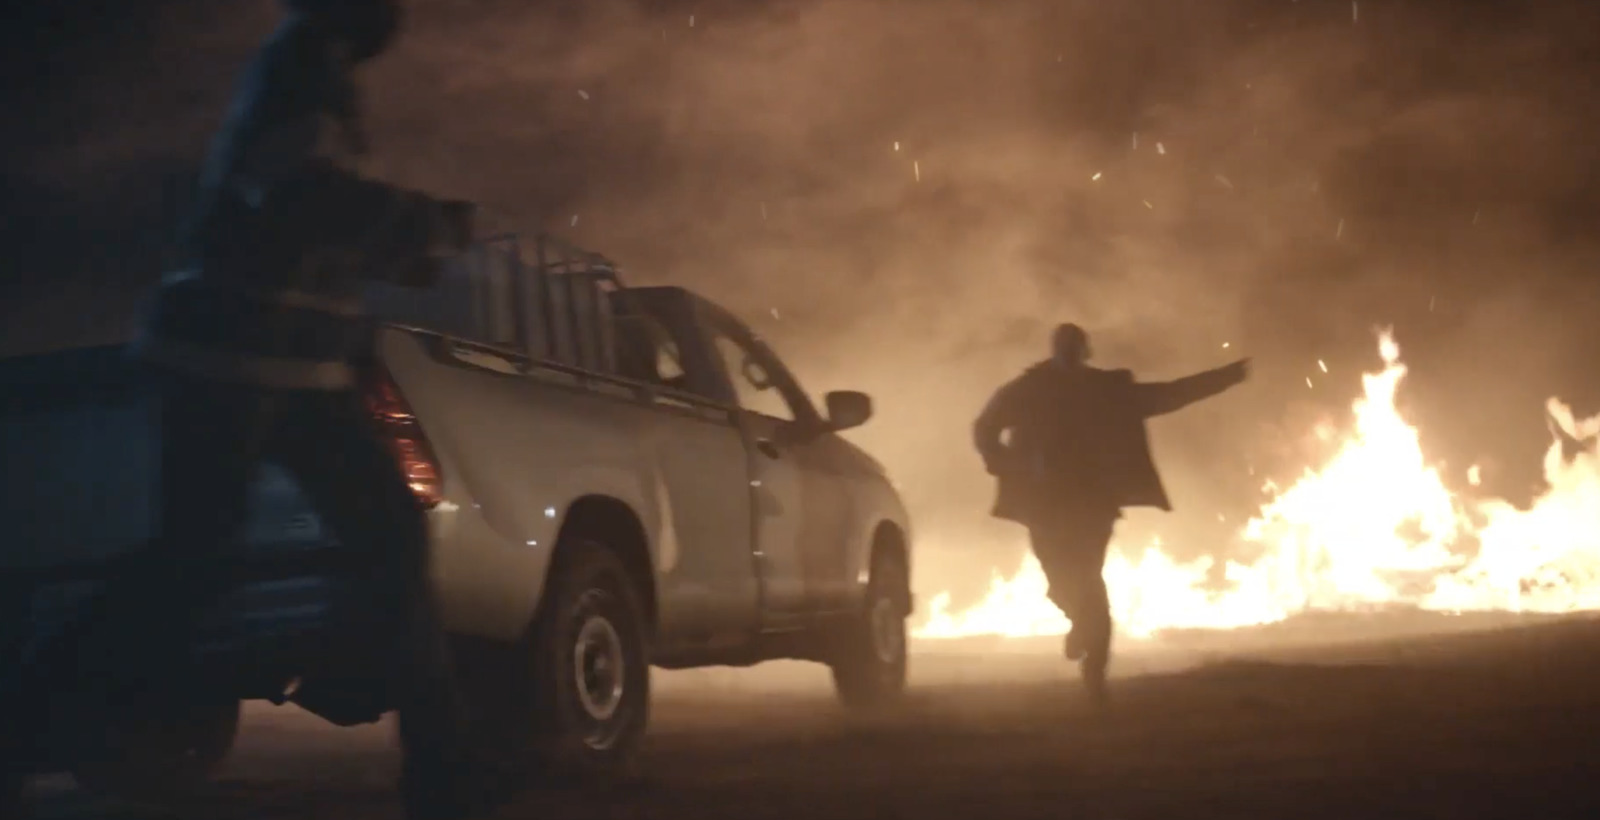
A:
[5,0,1600,610]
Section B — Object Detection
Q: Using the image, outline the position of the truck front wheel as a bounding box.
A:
[829,548,909,710]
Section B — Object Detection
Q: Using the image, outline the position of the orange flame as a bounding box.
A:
[916,330,1600,640]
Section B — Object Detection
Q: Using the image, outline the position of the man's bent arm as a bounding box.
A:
[973,381,1019,473]
[1135,360,1248,418]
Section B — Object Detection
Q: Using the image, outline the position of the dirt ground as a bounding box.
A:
[30,616,1600,820]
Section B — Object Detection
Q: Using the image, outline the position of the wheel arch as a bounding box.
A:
[547,495,659,634]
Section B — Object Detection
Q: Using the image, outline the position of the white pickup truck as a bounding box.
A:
[0,235,912,802]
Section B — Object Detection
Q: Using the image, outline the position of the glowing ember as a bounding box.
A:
[917,329,1600,641]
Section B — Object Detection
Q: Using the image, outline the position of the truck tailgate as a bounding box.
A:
[1,345,159,571]
[2,346,348,692]
[3,399,161,569]
[1,345,333,573]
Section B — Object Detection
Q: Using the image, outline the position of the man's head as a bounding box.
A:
[285,0,401,62]
[1051,322,1092,368]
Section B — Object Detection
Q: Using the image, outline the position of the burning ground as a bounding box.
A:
[917,329,1600,640]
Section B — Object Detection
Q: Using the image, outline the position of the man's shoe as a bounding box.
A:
[1083,672,1110,710]
[1081,651,1110,710]
[1063,629,1087,661]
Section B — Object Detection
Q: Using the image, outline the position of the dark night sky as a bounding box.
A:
[5,0,1600,602]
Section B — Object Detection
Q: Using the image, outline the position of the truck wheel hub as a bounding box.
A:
[573,614,625,723]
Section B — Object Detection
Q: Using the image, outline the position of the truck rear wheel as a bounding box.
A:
[460,538,649,783]
[69,696,240,805]
[829,548,909,710]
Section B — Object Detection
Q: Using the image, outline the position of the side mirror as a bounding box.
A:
[824,390,873,432]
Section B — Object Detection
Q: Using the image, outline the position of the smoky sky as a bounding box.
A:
[6,0,1600,604]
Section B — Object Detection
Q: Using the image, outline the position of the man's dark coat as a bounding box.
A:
[974,361,1245,523]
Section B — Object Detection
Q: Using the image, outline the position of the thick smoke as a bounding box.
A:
[6,0,1600,607]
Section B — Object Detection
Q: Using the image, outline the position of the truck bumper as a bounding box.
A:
[5,546,367,704]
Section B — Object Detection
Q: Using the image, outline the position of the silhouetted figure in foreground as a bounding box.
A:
[973,323,1249,703]
[0,2,502,818]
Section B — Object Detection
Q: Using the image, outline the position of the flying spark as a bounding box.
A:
[1143,200,1154,209]
[1336,218,1346,239]
[913,160,921,182]
[1222,342,1231,349]
[577,89,590,100]
[1091,171,1103,181]
[893,141,900,152]
[1157,142,1167,155]
[1306,377,1314,389]
[570,214,579,227]
[1318,360,1328,373]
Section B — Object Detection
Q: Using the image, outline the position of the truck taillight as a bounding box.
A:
[361,364,444,509]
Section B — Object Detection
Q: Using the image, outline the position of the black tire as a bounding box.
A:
[69,696,240,805]
[829,548,909,710]
[459,538,650,782]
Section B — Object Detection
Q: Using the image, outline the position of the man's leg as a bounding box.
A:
[1028,512,1118,700]
[1,375,258,775]
[1025,530,1085,659]
[269,391,480,819]
[1070,514,1118,703]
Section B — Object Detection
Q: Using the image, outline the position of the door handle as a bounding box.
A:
[755,438,781,460]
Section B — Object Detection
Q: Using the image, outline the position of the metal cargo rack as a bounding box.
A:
[369,232,626,375]
[519,233,623,375]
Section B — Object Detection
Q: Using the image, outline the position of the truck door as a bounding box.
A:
[702,323,848,625]
[615,310,759,643]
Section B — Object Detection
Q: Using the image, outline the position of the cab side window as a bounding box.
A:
[710,333,797,422]
[615,312,689,390]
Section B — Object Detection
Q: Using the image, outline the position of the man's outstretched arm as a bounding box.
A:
[1135,358,1250,418]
